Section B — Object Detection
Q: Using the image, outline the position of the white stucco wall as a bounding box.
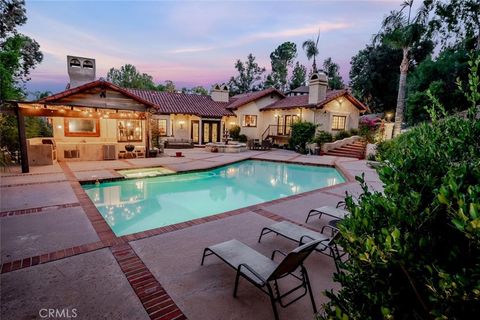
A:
[230,95,281,140]
[316,99,360,133]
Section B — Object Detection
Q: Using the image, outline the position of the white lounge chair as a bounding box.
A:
[305,205,350,223]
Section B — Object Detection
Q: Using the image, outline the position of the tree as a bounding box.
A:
[106,64,157,90]
[323,57,344,89]
[289,62,307,90]
[376,0,431,136]
[302,31,320,73]
[265,42,297,91]
[0,0,48,157]
[429,0,480,50]
[180,86,208,95]
[164,80,176,93]
[350,44,402,113]
[406,47,470,125]
[228,53,266,95]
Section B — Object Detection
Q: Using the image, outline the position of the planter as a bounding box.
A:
[148,149,158,157]
[175,151,183,157]
[211,147,219,153]
[125,144,135,152]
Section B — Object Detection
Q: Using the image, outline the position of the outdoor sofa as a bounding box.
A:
[163,138,194,149]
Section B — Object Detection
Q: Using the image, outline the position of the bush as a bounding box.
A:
[321,114,480,319]
[228,125,241,140]
[288,121,317,154]
[359,117,379,143]
[334,130,351,141]
[313,131,333,146]
[349,128,359,136]
[237,134,247,142]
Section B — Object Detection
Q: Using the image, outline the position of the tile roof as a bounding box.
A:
[260,89,368,112]
[226,88,285,110]
[126,88,234,118]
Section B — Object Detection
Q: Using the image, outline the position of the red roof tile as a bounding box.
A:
[260,89,368,111]
[226,88,285,110]
[126,88,234,118]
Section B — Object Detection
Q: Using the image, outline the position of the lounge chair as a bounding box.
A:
[201,239,322,320]
[258,221,342,271]
[305,205,350,223]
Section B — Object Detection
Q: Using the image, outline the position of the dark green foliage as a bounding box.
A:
[237,134,247,143]
[289,62,307,90]
[228,54,266,95]
[349,43,402,113]
[288,121,316,154]
[334,130,351,141]
[106,64,157,90]
[406,48,470,125]
[228,125,241,140]
[264,42,297,91]
[312,131,333,147]
[323,57,344,89]
[321,113,480,319]
[349,128,359,136]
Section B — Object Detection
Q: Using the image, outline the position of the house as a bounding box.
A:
[13,55,368,165]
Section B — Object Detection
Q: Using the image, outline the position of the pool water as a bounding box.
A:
[83,160,345,236]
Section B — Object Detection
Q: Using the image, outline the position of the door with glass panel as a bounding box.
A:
[202,121,220,143]
[191,120,199,144]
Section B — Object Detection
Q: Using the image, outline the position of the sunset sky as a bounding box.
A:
[21,0,414,94]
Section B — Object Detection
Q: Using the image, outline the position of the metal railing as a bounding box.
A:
[261,125,292,141]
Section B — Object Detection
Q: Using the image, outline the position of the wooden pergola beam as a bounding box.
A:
[19,107,146,119]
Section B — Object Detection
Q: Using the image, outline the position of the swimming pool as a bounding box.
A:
[83,160,345,236]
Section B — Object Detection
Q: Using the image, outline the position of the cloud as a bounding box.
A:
[169,21,351,54]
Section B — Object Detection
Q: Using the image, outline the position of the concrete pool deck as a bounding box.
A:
[0,148,383,320]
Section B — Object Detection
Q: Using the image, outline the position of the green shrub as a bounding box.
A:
[359,118,379,143]
[321,114,480,319]
[288,121,317,154]
[349,128,359,136]
[334,130,351,141]
[313,131,333,146]
[228,125,241,140]
[237,134,247,142]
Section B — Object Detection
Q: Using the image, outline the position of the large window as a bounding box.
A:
[64,118,100,137]
[242,115,257,127]
[332,115,347,131]
[117,120,142,142]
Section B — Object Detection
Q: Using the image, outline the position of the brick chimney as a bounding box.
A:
[308,72,328,104]
[210,84,229,102]
[67,55,96,88]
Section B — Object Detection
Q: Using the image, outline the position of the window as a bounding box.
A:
[242,115,257,127]
[117,120,142,142]
[332,116,347,130]
[155,119,167,136]
[64,118,100,137]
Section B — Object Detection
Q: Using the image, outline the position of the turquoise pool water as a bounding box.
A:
[83,160,345,236]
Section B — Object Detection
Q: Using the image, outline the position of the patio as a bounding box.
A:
[0,149,383,320]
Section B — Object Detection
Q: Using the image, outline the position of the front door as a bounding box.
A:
[191,120,199,144]
[202,121,220,143]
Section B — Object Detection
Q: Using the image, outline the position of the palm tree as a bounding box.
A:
[302,31,320,73]
[376,0,431,136]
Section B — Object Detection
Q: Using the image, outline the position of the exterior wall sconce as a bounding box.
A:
[178,120,185,129]
[385,112,393,122]
[229,121,236,126]
[274,114,279,117]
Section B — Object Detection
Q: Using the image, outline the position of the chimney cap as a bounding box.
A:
[310,72,327,83]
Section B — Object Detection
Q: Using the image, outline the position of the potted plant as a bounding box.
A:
[211,146,219,153]
[125,144,135,152]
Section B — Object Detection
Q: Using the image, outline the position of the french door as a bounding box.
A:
[202,121,220,143]
[277,115,299,135]
[191,120,199,143]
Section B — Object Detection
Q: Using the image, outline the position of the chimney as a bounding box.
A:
[67,55,96,88]
[210,84,229,102]
[308,72,328,104]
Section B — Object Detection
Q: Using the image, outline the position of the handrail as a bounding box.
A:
[261,124,292,141]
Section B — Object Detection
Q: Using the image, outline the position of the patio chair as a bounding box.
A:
[258,221,343,272]
[201,239,322,320]
[305,205,350,223]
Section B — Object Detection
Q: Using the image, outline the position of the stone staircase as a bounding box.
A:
[323,140,366,159]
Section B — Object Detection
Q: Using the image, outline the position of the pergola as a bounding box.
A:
[1,81,158,173]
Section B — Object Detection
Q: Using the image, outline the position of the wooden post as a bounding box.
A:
[15,105,29,173]
[145,111,151,157]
